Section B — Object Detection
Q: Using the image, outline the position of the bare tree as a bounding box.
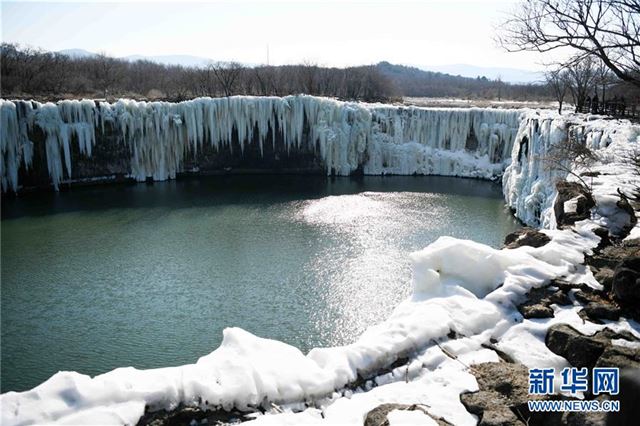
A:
[499,0,640,87]
[210,61,243,97]
[495,75,503,101]
[565,55,599,111]
[544,125,600,190]
[91,53,122,98]
[546,67,570,113]
[594,58,616,101]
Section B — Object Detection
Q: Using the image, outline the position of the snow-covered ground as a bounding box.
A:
[1,99,639,425]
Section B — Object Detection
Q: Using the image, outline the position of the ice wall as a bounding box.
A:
[0,96,521,192]
[503,111,640,229]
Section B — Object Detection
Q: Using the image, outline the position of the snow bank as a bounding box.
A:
[1,96,521,191]
[503,111,640,230]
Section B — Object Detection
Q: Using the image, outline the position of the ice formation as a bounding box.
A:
[2,99,640,425]
[503,111,640,229]
[0,96,521,191]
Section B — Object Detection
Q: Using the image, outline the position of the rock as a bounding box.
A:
[517,286,571,319]
[460,363,560,426]
[504,227,551,249]
[545,324,609,369]
[546,324,640,371]
[582,302,621,321]
[554,181,595,228]
[612,257,640,303]
[591,227,611,251]
[562,411,606,426]
[593,268,615,291]
[548,290,572,306]
[363,403,452,426]
[616,192,638,238]
[520,304,555,318]
[136,405,248,426]
[596,346,640,369]
[606,369,640,426]
[587,241,640,270]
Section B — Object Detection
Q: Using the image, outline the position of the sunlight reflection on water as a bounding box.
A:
[1,176,520,392]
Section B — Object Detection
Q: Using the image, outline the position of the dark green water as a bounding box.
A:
[0,176,520,393]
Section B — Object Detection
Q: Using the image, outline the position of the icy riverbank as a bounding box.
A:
[1,101,639,425]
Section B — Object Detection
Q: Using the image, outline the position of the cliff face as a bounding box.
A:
[0,96,521,192]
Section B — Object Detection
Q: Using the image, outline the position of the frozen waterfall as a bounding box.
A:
[1,96,521,192]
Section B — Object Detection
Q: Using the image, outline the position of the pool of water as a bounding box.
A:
[0,175,520,393]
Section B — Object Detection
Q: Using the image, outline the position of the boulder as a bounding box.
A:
[460,363,561,426]
[517,286,571,320]
[546,324,640,370]
[554,181,595,228]
[612,257,640,303]
[582,302,621,321]
[545,324,608,369]
[606,369,640,426]
[504,227,551,249]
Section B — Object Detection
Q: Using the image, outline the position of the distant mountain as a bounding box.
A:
[375,61,548,99]
[58,48,96,59]
[421,64,543,84]
[58,49,213,66]
[123,54,212,67]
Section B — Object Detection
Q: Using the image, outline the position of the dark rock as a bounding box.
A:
[593,268,615,291]
[562,410,606,426]
[504,227,551,249]
[460,363,562,426]
[549,290,572,306]
[606,369,640,426]
[364,403,452,426]
[136,404,248,426]
[592,227,611,251]
[554,181,595,228]
[546,324,640,371]
[520,304,555,319]
[588,243,640,270]
[545,324,609,369]
[574,290,599,305]
[616,192,638,238]
[612,257,640,303]
[596,346,640,369]
[517,286,573,319]
[582,303,621,321]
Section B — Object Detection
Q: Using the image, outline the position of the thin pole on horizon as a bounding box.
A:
[266,44,270,66]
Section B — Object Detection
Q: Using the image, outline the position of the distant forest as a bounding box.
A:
[2,43,551,102]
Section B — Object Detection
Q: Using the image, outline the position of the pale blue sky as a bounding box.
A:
[1,0,548,70]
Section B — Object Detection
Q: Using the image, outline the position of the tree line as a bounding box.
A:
[2,43,554,103]
[0,43,397,102]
